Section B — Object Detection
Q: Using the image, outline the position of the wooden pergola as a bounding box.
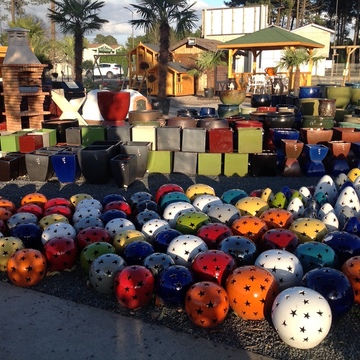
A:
[331,45,360,85]
[217,25,324,85]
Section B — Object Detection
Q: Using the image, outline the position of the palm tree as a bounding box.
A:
[129,0,198,103]
[276,47,325,95]
[48,0,108,82]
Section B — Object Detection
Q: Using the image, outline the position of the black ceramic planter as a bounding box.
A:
[6,152,26,176]
[119,141,152,179]
[250,150,278,176]
[0,156,19,181]
[110,154,137,188]
[41,119,79,143]
[106,124,131,143]
[25,149,59,181]
[78,144,116,184]
[250,94,272,108]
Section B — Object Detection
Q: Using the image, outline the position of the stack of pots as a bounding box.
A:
[218,89,246,118]
[299,85,336,129]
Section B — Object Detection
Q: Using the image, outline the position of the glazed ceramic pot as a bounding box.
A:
[197,118,229,130]
[257,106,277,113]
[51,149,81,183]
[264,112,295,129]
[167,117,197,128]
[200,107,216,117]
[300,128,333,144]
[219,90,246,105]
[250,94,272,108]
[327,141,351,159]
[177,108,199,117]
[351,86,360,105]
[301,115,334,129]
[281,139,304,159]
[269,128,299,149]
[128,110,163,124]
[218,104,239,118]
[318,98,336,117]
[304,144,328,162]
[299,86,322,99]
[333,127,360,142]
[249,111,266,122]
[299,98,320,116]
[325,86,352,109]
[97,91,131,121]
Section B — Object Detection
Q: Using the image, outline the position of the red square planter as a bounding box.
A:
[208,128,233,153]
[19,134,43,153]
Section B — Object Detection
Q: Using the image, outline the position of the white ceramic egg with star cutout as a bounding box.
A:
[314,175,338,205]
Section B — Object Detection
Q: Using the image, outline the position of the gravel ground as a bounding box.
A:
[1,172,360,360]
[0,95,358,360]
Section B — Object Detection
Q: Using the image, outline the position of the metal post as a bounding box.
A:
[124,7,134,49]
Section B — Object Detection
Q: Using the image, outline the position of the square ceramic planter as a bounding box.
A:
[0,155,19,181]
[131,125,157,150]
[25,149,60,181]
[250,150,277,176]
[223,153,248,177]
[31,129,57,147]
[197,153,222,175]
[91,140,122,154]
[6,152,27,176]
[106,124,131,143]
[81,126,106,147]
[0,133,21,152]
[208,128,233,153]
[65,127,82,145]
[147,151,172,173]
[156,126,181,151]
[19,134,43,153]
[237,128,263,154]
[172,151,197,174]
[41,119,79,144]
[78,144,116,184]
[119,141,152,178]
[333,127,360,143]
[51,150,81,183]
[110,154,137,188]
[182,128,206,153]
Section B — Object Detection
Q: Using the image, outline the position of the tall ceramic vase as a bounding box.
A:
[97,91,131,121]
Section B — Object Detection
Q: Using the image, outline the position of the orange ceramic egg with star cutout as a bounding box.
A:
[231,215,268,243]
[342,256,360,304]
[260,208,294,229]
[225,265,278,320]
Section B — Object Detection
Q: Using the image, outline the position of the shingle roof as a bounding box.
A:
[218,25,324,51]
[170,38,223,52]
[143,43,160,53]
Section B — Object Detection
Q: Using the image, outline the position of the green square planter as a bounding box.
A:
[223,153,249,177]
[147,150,172,173]
[0,133,21,152]
[81,126,106,147]
[237,128,263,154]
[197,153,222,175]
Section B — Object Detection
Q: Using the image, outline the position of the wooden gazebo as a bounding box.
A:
[217,25,324,85]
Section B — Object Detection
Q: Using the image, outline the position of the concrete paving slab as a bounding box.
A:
[0,282,273,360]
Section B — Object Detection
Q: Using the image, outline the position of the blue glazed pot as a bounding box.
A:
[299,86,322,99]
[51,150,82,183]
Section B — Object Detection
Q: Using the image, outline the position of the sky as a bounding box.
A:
[4,0,228,46]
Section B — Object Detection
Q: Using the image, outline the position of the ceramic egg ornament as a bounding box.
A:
[334,173,349,189]
[271,286,332,349]
[255,249,303,291]
[41,222,77,245]
[314,175,338,206]
[206,204,241,227]
[289,218,328,243]
[192,195,223,213]
[286,197,305,219]
[335,185,360,217]
[162,201,196,228]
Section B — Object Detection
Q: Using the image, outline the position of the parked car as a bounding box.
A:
[86,63,123,79]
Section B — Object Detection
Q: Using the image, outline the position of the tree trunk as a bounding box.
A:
[74,28,83,83]
[293,66,301,96]
[158,21,171,100]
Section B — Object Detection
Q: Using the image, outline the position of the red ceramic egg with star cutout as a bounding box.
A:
[258,228,300,253]
[155,183,185,204]
[0,207,13,222]
[76,226,111,250]
[7,248,47,287]
[44,197,73,211]
[196,223,233,249]
[16,204,43,219]
[43,205,73,221]
[260,208,294,229]
[43,236,78,272]
[185,281,229,328]
[225,265,278,320]
[231,215,268,243]
[342,256,360,304]
[114,265,155,309]
[191,249,237,287]
[103,200,132,217]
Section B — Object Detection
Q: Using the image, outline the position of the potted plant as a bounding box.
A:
[275,47,325,96]
[188,50,226,98]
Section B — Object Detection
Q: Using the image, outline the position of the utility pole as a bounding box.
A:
[124,7,134,49]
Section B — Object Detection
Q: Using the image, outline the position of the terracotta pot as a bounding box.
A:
[333,127,360,142]
[265,67,277,76]
[300,128,333,144]
[318,98,336,117]
[219,90,246,105]
[97,91,130,121]
[325,86,352,109]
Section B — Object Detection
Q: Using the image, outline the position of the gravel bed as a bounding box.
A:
[1,173,359,360]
